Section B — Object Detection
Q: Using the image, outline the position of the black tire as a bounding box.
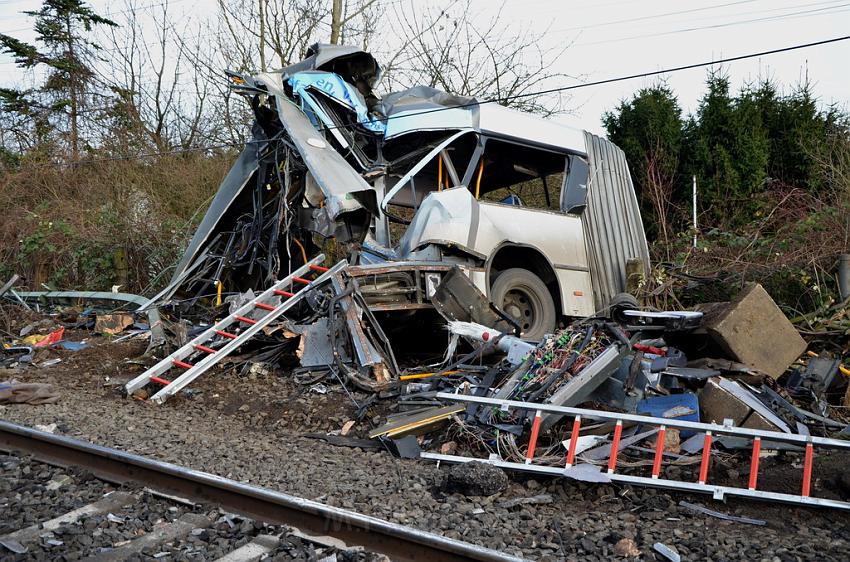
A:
[490,268,556,340]
[609,292,639,323]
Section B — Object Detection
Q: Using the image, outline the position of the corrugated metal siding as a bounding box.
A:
[581,132,651,311]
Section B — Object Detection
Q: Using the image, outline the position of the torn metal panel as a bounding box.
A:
[378,86,479,139]
[168,142,260,289]
[278,43,382,89]
[786,357,841,399]
[266,90,377,223]
[431,267,518,334]
[293,317,346,368]
[329,274,382,368]
[581,131,651,312]
[754,384,844,428]
[289,71,385,133]
[394,187,486,258]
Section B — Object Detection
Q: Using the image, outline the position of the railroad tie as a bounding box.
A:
[0,491,137,545]
[212,535,281,562]
[81,512,211,562]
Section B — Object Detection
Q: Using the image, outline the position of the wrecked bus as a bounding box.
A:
[157,44,650,341]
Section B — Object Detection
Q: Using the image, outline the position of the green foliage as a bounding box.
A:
[0,0,117,159]
[0,153,232,293]
[608,70,850,315]
[605,68,844,231]
[603,83,683,238]
[680,70,770,225]
[0,146,19,169]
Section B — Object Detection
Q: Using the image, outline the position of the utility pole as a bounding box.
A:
[692,175,698,248]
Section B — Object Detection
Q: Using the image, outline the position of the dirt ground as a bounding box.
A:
[3,327,850,561]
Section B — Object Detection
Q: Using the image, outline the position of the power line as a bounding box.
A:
[8,33,849,169]
[310,33,850,133]
[2,0,843,70]
[572,2,850,48]
[553,0,760,32]
[552,0,844,34]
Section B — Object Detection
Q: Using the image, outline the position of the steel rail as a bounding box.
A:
[0,420,522,562]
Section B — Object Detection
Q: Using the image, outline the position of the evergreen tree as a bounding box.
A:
[682,69,769,225]
[0,0,117,160]
[765,77,828,190]
[603,83,684,242]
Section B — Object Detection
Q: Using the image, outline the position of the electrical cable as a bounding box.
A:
[5,33,850,169]
[573,2,850,48]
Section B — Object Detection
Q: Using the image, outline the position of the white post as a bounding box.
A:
[692,175,697,249]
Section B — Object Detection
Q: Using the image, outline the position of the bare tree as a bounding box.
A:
[643,138,677,257]
[383,0,575,116]
[96,0,578,150]
[102,0,217,152]
[331,0,380,46]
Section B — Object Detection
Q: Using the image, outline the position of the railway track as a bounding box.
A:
[0,420,522,562]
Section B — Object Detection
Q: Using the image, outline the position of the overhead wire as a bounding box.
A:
[4,33,850,169]
[552,0,761,32]
[551,0,844,34]
[573,2,850,48]
[312,33,850,134]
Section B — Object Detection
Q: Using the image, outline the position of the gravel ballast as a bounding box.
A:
[3,336,850,560]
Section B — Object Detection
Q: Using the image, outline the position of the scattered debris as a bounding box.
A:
[497,494,554,509]
[0,381,60,405]
[678,500,766,526]
[4,43,850,525]
[0,538,28,554]
[94,313,134,335]
[653,542,681,562]
[30,327,64,348]
[700,283,807,378]
[339,420,356,436]
[440,462,509,497]
[45,474,73,491]
[38,358,62,368]
[613,537,641,558]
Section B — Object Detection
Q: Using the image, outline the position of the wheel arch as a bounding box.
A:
[486,242,563,317]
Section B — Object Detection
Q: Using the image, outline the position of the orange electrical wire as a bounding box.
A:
[291,237,308,264]
[474,158,484,199]
[437,154,444,191]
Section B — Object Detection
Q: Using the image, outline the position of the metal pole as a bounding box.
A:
[692,175,697,248]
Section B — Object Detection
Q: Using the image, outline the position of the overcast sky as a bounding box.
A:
[1,0,848,135]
